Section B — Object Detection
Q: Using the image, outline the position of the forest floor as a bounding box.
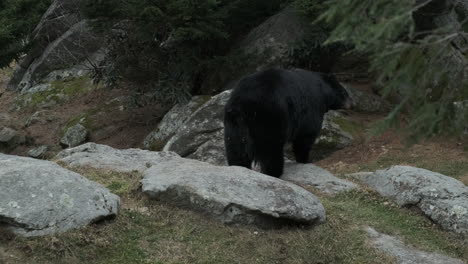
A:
[1,67,467,264]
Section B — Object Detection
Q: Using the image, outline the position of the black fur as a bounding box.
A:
[224,68,351,177]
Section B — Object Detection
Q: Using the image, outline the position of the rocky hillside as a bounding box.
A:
[1,2,467,264]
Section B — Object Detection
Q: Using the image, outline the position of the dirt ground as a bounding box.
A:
[0,70,168,156]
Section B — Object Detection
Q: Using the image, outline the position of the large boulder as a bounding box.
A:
[351,166,468,235]
[151,90,355,165]
[143,96,210,150]
[55,143,179,173]
[162,91,231,165]
[0,154,119,237]
[8,0,105,93]
[141,155,326,228]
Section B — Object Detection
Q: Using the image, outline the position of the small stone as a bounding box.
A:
[0,127,18,143]
[60,124,89,148]
[28,145,49,159]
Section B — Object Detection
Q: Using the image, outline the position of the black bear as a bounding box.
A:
[224,68,352,177]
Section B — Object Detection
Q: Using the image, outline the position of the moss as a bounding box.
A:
[16,76,100,110]
[148,139,167,151]
[333,116,363,137]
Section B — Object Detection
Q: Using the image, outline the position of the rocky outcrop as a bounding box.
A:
[0,153,119,237]
[143,96,209,150]
[142,155,326,228]
[162,91,230,165]
[281,163,358,195]
[146,90,355,165]
[365,227,465,264]
[55,143,179,173]
[8,0,105,93]
[202,6,308,94]
[351,166,468,235]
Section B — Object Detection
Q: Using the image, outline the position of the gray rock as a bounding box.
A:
[8,0,105,92]
[143,96,209,150]
[163,90,231,164]
[313,111,354,158]
[0,127,26,151]
[28,145,49,159]
[0,127,18,143]
[60,124,89,148]
[55,143,179,173]
[282,163,358,195]
[352,166,468,235]
[187,135,226,166]
[365,227,465,264]
[141,156,326,228]
[0,154,119,237]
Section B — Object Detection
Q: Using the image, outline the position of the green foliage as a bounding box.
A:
[82,0,288,103]
[312,0,468,141]
[0,0,52,68]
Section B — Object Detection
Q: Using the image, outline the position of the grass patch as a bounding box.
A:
[1,166,467,264]
[359,151,468,180]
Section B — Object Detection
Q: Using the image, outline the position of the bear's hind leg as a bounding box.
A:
[256,143,284,177]
[293,133,317,163]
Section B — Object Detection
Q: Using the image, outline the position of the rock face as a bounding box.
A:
[282,163,358,195]
[143,96,209,150]
[352,166,468,235]
[202,6,308,94]
[151,90,354,165]
[60,123,89,148]
[162,91,231,165]
[366,227,465,264]
[141,156,326,228]
[56,143,179,173]
[8,0,105,93]
[0,154,119,237]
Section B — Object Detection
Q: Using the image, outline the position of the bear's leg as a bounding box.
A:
[258,144,284,177]
[224,115,252,169]
[293,132,318,163]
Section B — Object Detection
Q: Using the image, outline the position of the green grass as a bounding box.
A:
[1,167,467,264]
